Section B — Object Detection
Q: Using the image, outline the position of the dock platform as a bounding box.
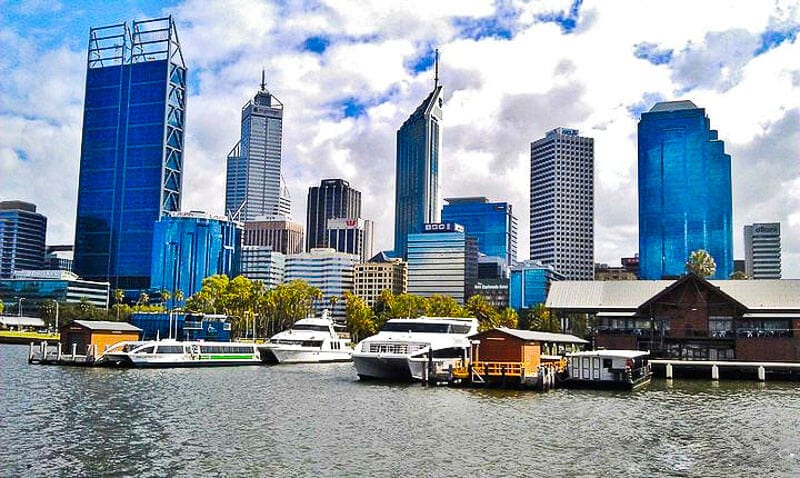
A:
[651,359,800,381]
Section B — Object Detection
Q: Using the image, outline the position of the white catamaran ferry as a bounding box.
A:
[99,339,261,367]
[352,316,479,381]
[258,310,352,364]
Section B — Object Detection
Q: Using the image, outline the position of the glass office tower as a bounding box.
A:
[0,201,47,278]
[73,17,186,291]
[394,83,443,259]
[150,212,242,304]
[225,74,290,221]
[638,101,733,280]
[441,197,517,268]
[306,179,361,251]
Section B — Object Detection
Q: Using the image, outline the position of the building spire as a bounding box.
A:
[434,49,439,89]
[260,68,266,92]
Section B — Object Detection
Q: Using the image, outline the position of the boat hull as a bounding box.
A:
[259,345,352,364]
[352,354,413,380]
[407,357,462,381]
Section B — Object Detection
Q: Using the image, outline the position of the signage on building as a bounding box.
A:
[754,225,779,234]
[13,269,77,280]
[423,222,464,233]
[327,218,363,230]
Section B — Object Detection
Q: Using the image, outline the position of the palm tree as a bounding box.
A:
[686,249,716,278]
[113,289,125,321]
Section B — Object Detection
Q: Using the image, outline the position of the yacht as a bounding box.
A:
[258,310,353,364]
[352,316,479,381]
[99,339,262,367]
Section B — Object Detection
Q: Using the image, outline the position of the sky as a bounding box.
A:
[1,0,799,277]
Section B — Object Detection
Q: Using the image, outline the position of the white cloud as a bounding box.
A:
[1,0,799,279]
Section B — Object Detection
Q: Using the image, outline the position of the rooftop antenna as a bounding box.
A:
[434,49,439,89]
[260,68,266,92]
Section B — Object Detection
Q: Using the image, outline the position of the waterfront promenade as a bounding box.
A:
[2,343,799,477]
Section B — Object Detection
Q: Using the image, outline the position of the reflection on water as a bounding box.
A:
[2,344,799,477]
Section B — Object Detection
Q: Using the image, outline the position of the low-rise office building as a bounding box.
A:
[353,252,407,308]
[285,248,359,321]
[0,270,110,315]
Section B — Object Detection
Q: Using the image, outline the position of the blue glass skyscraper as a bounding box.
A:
[394,69,443,259]
[150,212,242,304]
[441,197,517,268]
[638,101,733,280]
[73,17,186,291]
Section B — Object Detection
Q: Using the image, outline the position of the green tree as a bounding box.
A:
[729,271,748,280]
[343,292,376,343]
[257,280,322,337]
[497,307,519,329]
[426,295,468,318]
[386,293,428,319]
[466,295,499,331]
[136,291,150,307]
[686,249,716,278]
[0,300,4,315]
[527,304,561,333]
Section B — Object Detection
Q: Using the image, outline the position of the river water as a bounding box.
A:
[1,344,799,477]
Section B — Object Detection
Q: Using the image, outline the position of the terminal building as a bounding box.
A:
[546,274,800,362]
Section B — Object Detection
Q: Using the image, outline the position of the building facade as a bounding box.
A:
[353,252,407,308]
[326,218,374,263]
[45,245,74,273]
[243,217,303,255]
[530,128,594,280]
[150,211,242,303]
[509,260,564,311]
[284,248,359,321]
[0,270,110,314]
[638,100,733,280]
[744,223,781,279]
[73,17,186,291]
[441,197,517,268]
[472,279,510,309]
[407,223,478,304]
[240,246,285,290]
[0,201,47,278]
[394,82,443,259]
[225,73,290,221]
[306,179,361,251]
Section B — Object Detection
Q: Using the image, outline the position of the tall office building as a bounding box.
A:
[638,101,733,280]
[407,223,478,304]
[73,17,186,291]
[240,246,285,290]
[326,218,374,263]
[0,201,47,278]
[150,211,242,303]
[284,248,359,321]
[744,223,781,279]
[530,128,594,280]
[225,72,290,221]
[244,217,303,255]
[306,179,361,251]
[394,68,443,259]
[441,197,517,268]
[508,260,564,311]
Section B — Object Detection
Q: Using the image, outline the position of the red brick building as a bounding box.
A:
[546,274,800,362]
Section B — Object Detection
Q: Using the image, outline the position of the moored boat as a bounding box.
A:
[258,311,352,364]
[352,316,479,381]
[565,350,652,389]
[99,339,261,367]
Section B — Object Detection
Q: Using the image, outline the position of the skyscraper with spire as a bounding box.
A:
[225,71,291,221]
[393,51,443,259]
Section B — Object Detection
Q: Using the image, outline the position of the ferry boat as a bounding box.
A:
[565,350,652,389]
[352,316,479,381]
[258,311,352,364]
[99,339,261,367]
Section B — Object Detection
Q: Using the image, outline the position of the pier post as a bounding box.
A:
[29,342,35,362]
[666,363,673,379]
[711,364,719,381]
[758,366,766,382]
[57,343,62,361]
[71,343,77,360]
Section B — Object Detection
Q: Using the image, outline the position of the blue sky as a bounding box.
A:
[1,0,799,276]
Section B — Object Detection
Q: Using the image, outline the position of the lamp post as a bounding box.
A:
[18,297,25,317]
[52,300,59,334]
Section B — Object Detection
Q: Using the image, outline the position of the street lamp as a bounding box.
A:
[52,300,59,334]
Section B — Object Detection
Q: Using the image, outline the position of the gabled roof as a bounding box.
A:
[70,320,142,332]
[638,273,747,311]
[475,327,588,344]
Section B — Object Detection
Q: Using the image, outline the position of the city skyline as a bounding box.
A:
[2,1,799,277]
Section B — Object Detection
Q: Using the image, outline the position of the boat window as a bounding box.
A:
[302,340,324,348]
[136,346,155,354]
[602,358,613,368]
[381,322,453,333]
[155,345,183,354]
[292,324,330,332]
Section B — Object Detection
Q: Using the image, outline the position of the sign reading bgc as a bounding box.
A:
[423,222,464,233]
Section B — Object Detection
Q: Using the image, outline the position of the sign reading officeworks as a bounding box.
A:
[423,222,464,233]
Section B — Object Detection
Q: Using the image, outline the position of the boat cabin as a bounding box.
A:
[566,350,651,389]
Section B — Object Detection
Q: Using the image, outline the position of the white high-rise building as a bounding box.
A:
[240,246,285,290]
[530,127,594,280]
[284,248,359,321]
[225,72,290,221]
[744,223,781,279]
